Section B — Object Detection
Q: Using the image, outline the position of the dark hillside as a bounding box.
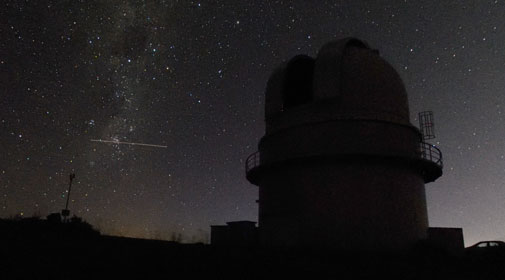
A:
[2,217,505,279]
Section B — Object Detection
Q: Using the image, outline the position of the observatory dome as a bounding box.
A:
[248,37,443,251]
[264,38,411,131]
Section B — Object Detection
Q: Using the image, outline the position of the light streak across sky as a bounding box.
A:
[90,139,168,148]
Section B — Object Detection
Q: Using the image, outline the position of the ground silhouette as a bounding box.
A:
[2,215,505,279]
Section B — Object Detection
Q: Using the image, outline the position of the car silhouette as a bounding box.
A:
[466,241,505,256]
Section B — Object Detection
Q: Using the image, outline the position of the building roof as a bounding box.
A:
[265,37,411,125]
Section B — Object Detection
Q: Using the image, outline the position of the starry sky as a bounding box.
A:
[2,0,505,246]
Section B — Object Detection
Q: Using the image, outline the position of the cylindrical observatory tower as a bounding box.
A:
[245,38,443,252]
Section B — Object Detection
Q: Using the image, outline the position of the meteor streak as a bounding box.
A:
[91,139,167,148]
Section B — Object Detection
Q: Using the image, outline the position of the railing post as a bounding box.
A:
[246,151,261,175]
[419,142,442,168]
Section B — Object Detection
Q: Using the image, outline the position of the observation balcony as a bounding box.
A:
[245,141,443,184]
[419,142,443,168]
[245,151,260,178]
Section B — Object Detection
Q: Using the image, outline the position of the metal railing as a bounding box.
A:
[245,142,443,175]
[245,151,260,174]
[419,142,443,168]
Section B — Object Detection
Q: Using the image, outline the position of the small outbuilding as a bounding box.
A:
[210,221,258,247]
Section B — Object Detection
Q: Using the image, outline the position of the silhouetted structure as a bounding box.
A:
[428,227,465,255]
[211,221,257,247]
[246,37,443,252]
[47,212,62,224]
[62,173,75,221]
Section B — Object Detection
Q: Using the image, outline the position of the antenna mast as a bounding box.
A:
[62,173,75,222]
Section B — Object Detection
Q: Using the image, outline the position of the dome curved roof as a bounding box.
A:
[264,37,411,125]
[313,37,410,123]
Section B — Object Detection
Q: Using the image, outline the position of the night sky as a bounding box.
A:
[2,1,505,246]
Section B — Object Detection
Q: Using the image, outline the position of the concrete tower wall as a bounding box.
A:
[260,117,421,163]
[258,118,428,251]
[258,160,428,251]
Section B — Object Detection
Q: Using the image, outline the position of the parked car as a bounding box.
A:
[465,240,505,256]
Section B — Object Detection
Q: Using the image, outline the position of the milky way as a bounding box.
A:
[2,1,505,245]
